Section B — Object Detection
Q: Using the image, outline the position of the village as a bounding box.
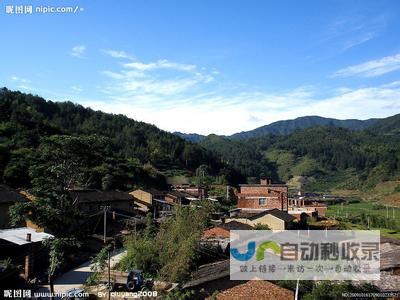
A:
[1,176,399,299]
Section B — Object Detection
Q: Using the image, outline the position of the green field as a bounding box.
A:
[326,201,400,240]
[327,201,400,219]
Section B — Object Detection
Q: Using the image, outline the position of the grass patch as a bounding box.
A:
[327,200,400,240]
[327,201,400,219]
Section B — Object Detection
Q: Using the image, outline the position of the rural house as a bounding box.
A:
[69,189,136,213]
[164,190,191,205]
[202,221,254,239]
[0,185,27,229]
[226,208,295,230]
[288,195,327,218]
[183,260,294,299]
[129,188,175,218]
[172,184,207,199]
[201,221,254,251]
[236,178,288,211]
[129,188,165,212]
[0,227,53,279]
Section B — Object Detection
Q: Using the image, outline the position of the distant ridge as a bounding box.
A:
[175,116,381,142]
[173,132,206,143]
[229,116,380,139]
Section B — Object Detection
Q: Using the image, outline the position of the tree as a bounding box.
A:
[86,246,112,286]
[119,206,210,283]
[9,135,107,236]
[43,237,80,298]
[253,223,270,230]
[302,282,379,300]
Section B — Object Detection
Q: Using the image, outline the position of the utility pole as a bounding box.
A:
[386,206,389,219]
[100,205,111,300]
[393,207,395,219]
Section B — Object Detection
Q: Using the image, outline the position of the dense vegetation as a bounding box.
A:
[200,122,400,192]
[119,206,210,283]
[177,115,380,141]
[229,115,379,139]
[0,88,238,190]
[1,88,399,195]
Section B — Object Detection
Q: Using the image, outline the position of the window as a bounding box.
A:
[259,198,267,206]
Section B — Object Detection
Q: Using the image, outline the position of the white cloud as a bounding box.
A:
[331,54,400,78]
[11,76,35,91]
[71,45,86,58]
[11,76,30,83]
[100,52,213,99]
[323,15,385,52]
[71,85,83,92]
[87,76,400,135]
[103,49,133,59]
[123,59,196,72]
[342,32,376,51]
[62,50,397,135]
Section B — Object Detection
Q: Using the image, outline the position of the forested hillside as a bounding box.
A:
[200,124,400,193]
[1,88,399,197]
[0,88,235,190]
[229,115,380,139]
[176,115,381,141]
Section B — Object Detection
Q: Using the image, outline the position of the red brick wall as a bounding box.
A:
[315,206,327,216]
[238,185,288,211]
[237,198,283,210]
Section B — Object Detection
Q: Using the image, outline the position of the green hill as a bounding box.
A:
[2,88,399,202]
[200,124,400,197]
[176,115,380,141]
[229,116,379,139]
[368,113,400,136]
[0,88,231,190]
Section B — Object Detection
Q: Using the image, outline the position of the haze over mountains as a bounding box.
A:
[174,115,384,142]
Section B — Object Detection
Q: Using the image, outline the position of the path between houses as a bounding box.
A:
[38,249,126,295]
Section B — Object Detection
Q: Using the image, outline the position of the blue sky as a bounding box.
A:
[1,0,400,134]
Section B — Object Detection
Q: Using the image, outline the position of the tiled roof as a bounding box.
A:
[183,260,230,288]
[241,209,295,222]
[215,280,294,299]
[219,221,254,231]
[267,209,296,222]
[131,188,164,196]
[0,185,27,204]
[203,221,253,239]
[166,190,191,198]
[69,189,134,203]
[239,183,288,187]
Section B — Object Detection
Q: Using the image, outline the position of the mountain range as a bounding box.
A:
[1,88,399,199]
[174,115,384,142]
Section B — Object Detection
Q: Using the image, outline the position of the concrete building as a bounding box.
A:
[288,197,327,219]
